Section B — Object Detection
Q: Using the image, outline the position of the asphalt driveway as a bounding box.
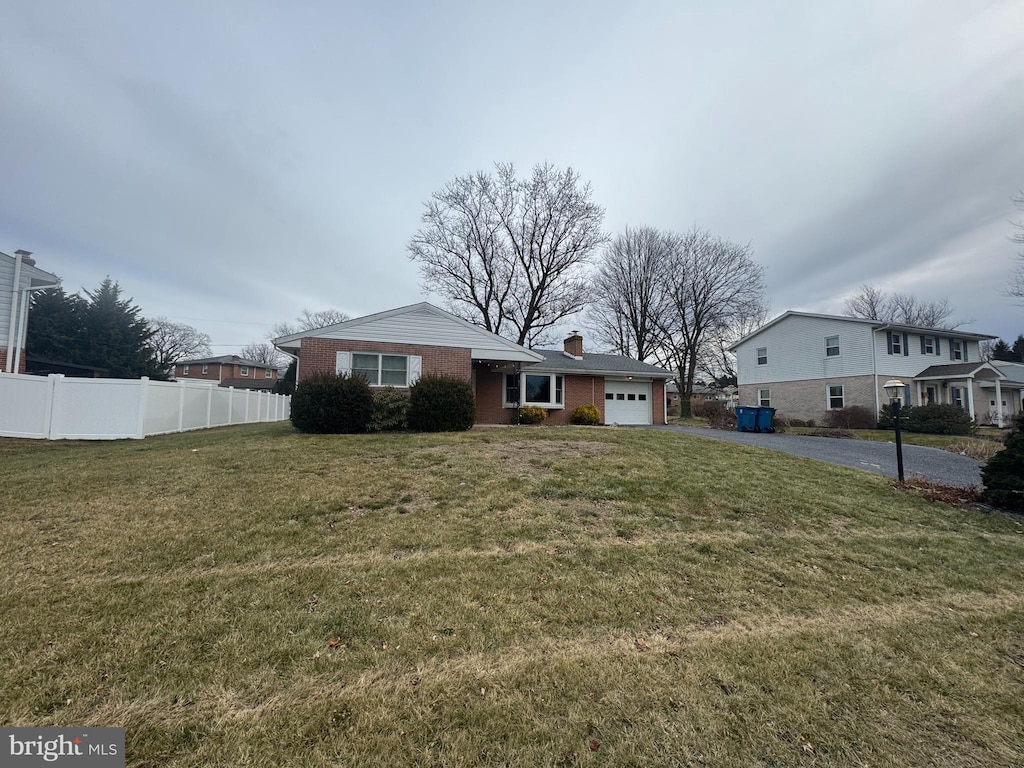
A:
[645,425,984,489]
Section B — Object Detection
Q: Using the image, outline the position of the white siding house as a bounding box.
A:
[731,312,1014,426]
[1,250,60,373]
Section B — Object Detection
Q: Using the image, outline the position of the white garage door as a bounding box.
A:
[604,380,652,424]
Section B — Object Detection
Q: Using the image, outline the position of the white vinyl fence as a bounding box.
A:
[0,373,290,440]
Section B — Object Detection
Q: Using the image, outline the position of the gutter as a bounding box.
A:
[5,252,24,372]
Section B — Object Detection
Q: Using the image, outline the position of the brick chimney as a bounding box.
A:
[563,331,583,358]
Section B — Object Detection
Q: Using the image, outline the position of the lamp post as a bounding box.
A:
[883,378,906,483]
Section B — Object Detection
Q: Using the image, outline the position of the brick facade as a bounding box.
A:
[299,338,472,383]
[739,374,878,423]
[176,362,278,382]
[0,347,27,374]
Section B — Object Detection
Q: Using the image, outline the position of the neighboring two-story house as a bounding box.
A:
[1,250,60,374]
[174,355,279,391]
[730,312,1019,427]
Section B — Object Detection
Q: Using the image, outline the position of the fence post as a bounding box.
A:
[206,383,214,429]
[227,387,234,424]
[136,376,150,438]
[43,374,63,439]
[177,380,186,432]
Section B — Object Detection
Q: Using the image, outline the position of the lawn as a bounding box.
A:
[2,423,1023,767]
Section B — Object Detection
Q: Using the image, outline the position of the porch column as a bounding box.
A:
[995,379,1004,428]
[965,378,975,422]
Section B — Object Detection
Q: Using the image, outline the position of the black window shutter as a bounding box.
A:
[935,337,941,356]
[949,339,955,361]
[963,343,968,363]
[920,336,926,354]
[887,331,894,355]
[903,333,909,356]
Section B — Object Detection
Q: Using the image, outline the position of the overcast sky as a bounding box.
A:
[1,0,1022,356]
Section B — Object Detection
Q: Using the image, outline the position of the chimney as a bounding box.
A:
[14,249,35,267]
[563,331,583,358]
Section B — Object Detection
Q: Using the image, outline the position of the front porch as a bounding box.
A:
[914,362,1020,428]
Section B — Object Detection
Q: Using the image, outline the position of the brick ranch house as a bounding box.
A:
[174,355,279,391]
[273,302,672,425]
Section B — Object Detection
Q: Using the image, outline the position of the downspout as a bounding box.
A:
[13,284,56,373]
[5,251,24,372]
[872,328,880,418]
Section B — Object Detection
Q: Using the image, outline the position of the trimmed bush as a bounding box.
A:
[570,404,602,425]
[290,373,373,434]
[905,403,974,436]
[407,375,475,432]
[877,403,916,429]
[518,405,547,425]
[825,405,876,430]
[370,387,410,432]
[982,412,1024,512]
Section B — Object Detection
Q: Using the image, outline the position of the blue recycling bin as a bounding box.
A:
[736,406,758,432]
[755,406,776,433]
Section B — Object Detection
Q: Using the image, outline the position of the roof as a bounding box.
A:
[1,250,60,287]
[177,355,273,368]
[728,310,997,350]
[915,362,1003,379]
[528,349,672,378]
[273,302,544,363]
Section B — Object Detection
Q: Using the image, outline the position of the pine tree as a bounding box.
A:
[27,287,90,364]
[982,412,1024,512]
[991,339,1013,362]
[81,278,164,379]
[1011,335,1024,363]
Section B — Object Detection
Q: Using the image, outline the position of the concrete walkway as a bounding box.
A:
[644,425,984,489]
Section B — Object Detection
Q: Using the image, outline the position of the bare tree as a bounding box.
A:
[271,308,350,339]
[410,162,607,346]
[1009,190,1024,302]
[147,317,211,374]
[587,226,673,360]
[697,299,770,385]
[241,342,286,369]
[652,228,766,417]
[844,284,960,328]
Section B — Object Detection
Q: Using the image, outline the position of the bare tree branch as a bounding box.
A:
[240,342,286,369]
[271,308,350,339]
[1008,190,1024,303]
[147,317,211,374]
[844,284,962,328]
[410,162,607,346]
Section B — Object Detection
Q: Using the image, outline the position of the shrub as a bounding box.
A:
[570,404,602,425]
[518,405,548,425]
[905,403,974,436]
[692,400,726,419]
[877,403,916,429]
[825,406,876,430]
[700,401,736,429]
[786,417,808,428]
[290,373,373,434]
[369,387,410,432]
[982,412,1024,512]
[407,375,475,432]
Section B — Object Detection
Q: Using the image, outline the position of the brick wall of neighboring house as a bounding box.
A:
[175,364,221,381]
[652,379,666,425]
[739,374,878,423]
[299,338,472,383]
[0,347,27,374]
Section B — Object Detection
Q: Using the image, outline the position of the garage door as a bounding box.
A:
[604,380,652,424]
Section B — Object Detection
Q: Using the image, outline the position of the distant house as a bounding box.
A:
[730,311,1019,427]
[174,355,279,391]
[273,302,672,425]
[1,250,60,374]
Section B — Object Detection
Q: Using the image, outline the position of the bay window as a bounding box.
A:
[505,373,564,408]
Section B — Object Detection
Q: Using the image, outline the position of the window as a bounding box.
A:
[240,366,249,377]
[825,336,840,357]
[638,394,647,401]
[828,385,844,410]
[182,365,189,375]
[891,334,902,355]
[922,337,935,355]
[353,353,409,386]
[265,368,273,378]
[951,386,964,408]
[758,388,771,407]
[202,364,208,374]
[505,373,564,407]
[616,393,625,400]
[756,347,768,366]
[951,339,963,361]
[605,392,613,400]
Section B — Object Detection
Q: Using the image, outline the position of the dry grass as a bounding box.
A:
[2,423,1023,767]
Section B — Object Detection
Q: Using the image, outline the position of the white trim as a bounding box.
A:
[827,383,845,410]
[504,372,565,409]
[351,351,414,388]
[825,335,840,358]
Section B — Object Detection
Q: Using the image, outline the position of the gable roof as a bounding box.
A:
[728,310,997,351]
[274,302,544,363]
[915,362,1004,379]
[1,251,60,287]
[177,354,274,368]
[528,349,672,378]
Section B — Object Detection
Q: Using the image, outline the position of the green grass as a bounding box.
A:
[2,424,1023,767]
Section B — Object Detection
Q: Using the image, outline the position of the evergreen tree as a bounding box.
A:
[27,287,90,364]
[991,339,1013,361]
[82,278,165,379]
[273,359,297,395]
[1011,334,1024,363]
[982,412,1024,512]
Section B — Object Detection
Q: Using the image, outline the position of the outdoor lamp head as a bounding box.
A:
[883,378,904,402]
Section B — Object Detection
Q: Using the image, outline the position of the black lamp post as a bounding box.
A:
[883,378,906,483]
